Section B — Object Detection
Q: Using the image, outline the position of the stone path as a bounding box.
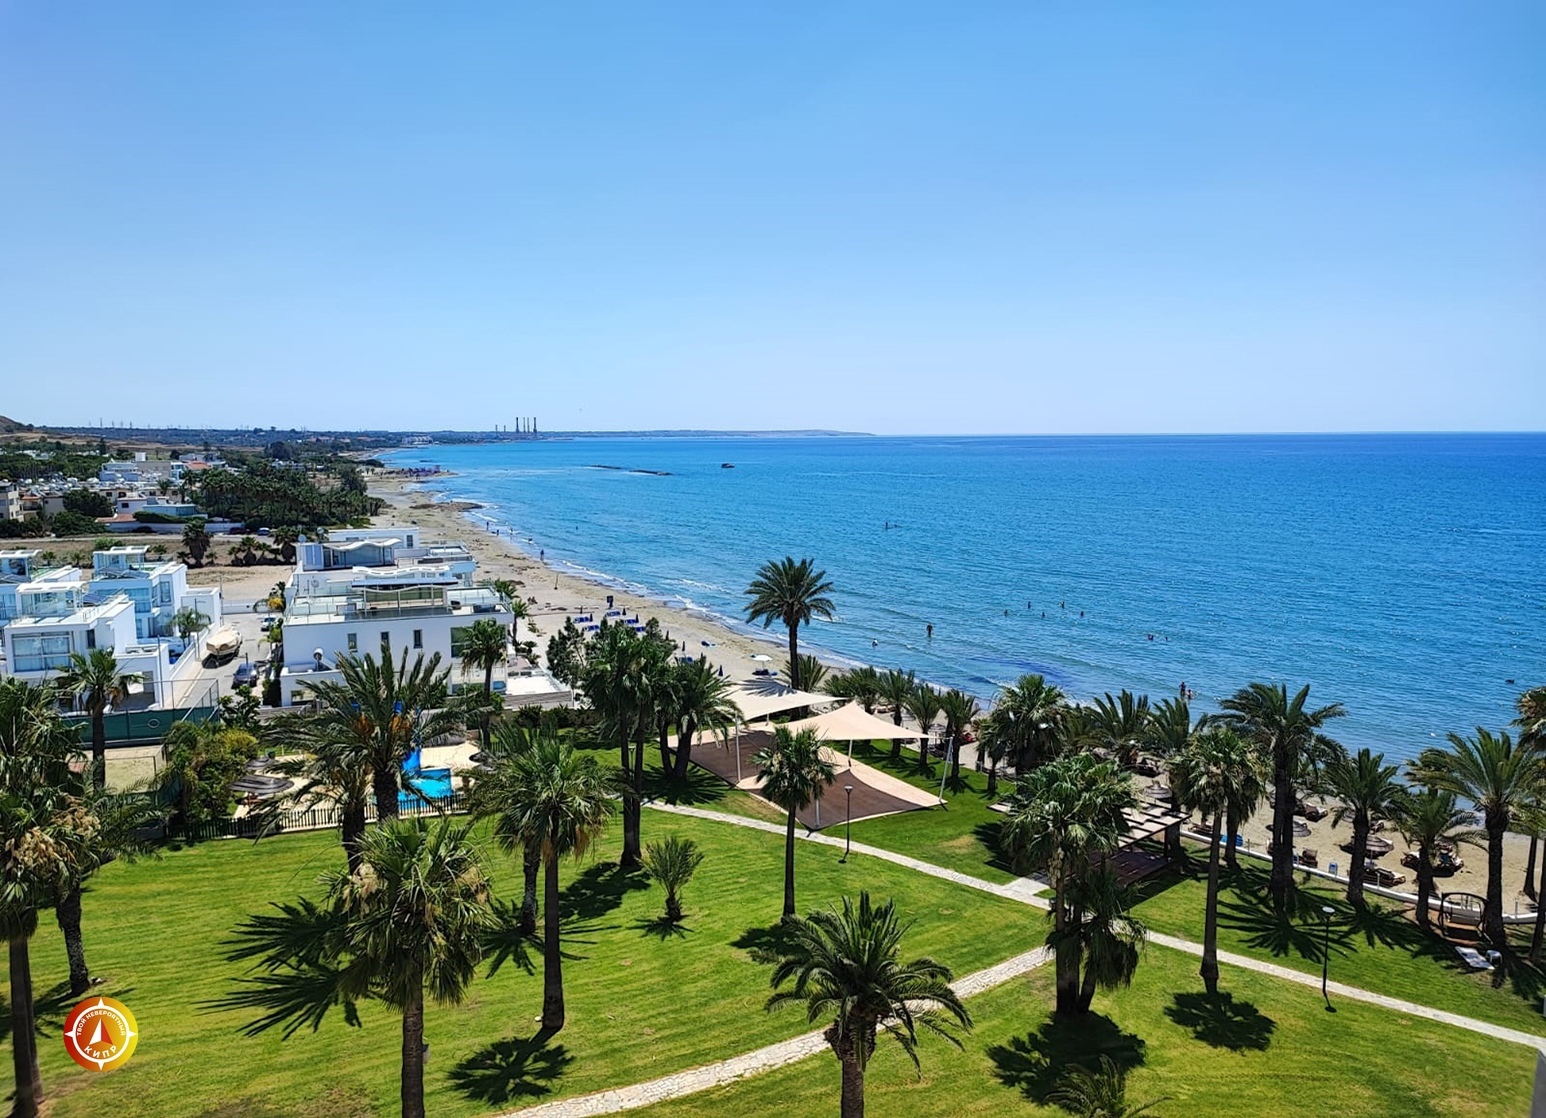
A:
[499,800,1544,1116]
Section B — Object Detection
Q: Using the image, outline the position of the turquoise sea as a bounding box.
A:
[385,434,1545,762]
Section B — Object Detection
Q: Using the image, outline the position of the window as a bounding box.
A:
[86,629,96,649]
[380,632,390,653]
[450,626,471,657]
[412,629,423,649]
[346,632,357,652]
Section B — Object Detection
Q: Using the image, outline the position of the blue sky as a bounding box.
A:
[1,3,1540,434]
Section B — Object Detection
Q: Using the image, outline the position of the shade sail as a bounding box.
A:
[726,681,831,723]
[781,702,920,741]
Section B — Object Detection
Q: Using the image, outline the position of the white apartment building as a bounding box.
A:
[0,481,20,522]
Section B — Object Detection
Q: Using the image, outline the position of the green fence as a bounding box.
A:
[73,704,217,748]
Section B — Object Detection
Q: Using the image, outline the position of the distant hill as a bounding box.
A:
[0,415,33,434]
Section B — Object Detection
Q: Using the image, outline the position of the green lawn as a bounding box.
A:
[632,942,1536,1118]
[1133,858,1546,1036]
[838,740,1017,883]
[2,805,1036,1118]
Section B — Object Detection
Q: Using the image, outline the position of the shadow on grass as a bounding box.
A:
[482,898,537,977]
[732,920,802,965]
[449,1028,573,1105]
[1164,991,1275,1051]
[559,862,651,923]
[643,759,734,807]
[986,1013,1147,1104]
[634,915,693,940]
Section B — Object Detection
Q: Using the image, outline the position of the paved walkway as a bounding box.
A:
[500,801,1544,1116]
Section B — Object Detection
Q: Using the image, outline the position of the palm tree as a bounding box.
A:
[1324,747,1407,909]
[290,648,459,823]
[233,534,261,566]
[61,648,143,790]
[767,893,970,1118]
[1169,728,1263,993]
[1218,683,1346,913]
[784,653,828,692]
[1087,690,1152,769]
[1066,864,1148,1014]
[744,557,835,692]
[755,726,837,919]
[467,716,552,935]
[825,666,881,714]
[642,835,705,923]
[182,518,212,566]
[1414,729,1545,962]
[1517,688,1546,903]
[173,606,211,653]
[1,678,82,1118]
[904,683,944,768]
[939,689,980,784]
[669,657,742,781]
[1146,695,1201,760]
[272,525,300,564]
[219,818,495,1118]
[459,617,509,703]
[1393,786,1482,932]
[473,734,614,1030]
[271,731,374,871]
[491,579,530,645]
[1049,1056,1168,1118]
[993,674,1066,775]
[1001,751,1134,1016]
[878,669,916,761]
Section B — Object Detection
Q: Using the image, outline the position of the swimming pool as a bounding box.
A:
[399,767,456,808]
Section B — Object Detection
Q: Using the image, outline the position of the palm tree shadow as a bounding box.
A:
[634,915,692,940]
[32,980,131,1036]
[644,761,731,807]
[732,921,802,965]
[1164,991,1275,1051]
[972,821,1017,876]
[482,899,537,977]
[985,1013,1147,1104]
[559,862,651,922]
[447,1027,573,1105]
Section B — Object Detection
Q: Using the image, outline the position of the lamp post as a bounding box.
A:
[1320,905,1336,1011]
[841,784,853,862]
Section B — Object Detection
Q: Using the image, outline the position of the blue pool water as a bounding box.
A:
[385,434,1545,763]
[400,767,455,807]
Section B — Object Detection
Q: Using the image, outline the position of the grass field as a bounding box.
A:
[1132,859,1546,1036]
[632,941,1537,1118]
[1,805,1036,1118]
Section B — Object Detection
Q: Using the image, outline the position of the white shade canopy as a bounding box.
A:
[781,702,921,741]
[726,681,831,723]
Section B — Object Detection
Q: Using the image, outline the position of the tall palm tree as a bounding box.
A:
[755,726,837,919]
[291,647,459,823]
[173,606,211,653]
[1415,729,1545,964]
[468,717,552,935]
[744,557,835,691]
[1145,695,1201,760]
[1393,786,1483,932]
[1086,690,1152,769]
[767,893,970,1118]
[182,518,212,566]
[219,818,495,1118]
[1066,865,1147,1014]
[993,674,1067,775]
[1169,728,1263,993]
[670,658,742,781]
[1517,689,1546,903]
[458,617,509,703]
[491,579,530,645]
[784,653,828,692]
[271,731,374,871]
[877,669,916,761]
[1001,751,1134,1016]
[825,666,881,714]
[1218,683,1345,914]
[474,734,614,1030]
[904,683,944,768]
[2,678,84,1118]
[61,648,143,790]
[1324,747,1407,909]
[939,689,980,784]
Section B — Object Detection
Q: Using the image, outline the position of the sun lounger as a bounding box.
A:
[1454,946,1492,971]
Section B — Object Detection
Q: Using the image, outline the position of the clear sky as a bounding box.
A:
[1,3,1541,435]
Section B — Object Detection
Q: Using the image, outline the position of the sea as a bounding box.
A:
[383,434,1545,763]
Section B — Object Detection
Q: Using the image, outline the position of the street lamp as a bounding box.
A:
[841,784,854,863]
[1320,905,1336,1011]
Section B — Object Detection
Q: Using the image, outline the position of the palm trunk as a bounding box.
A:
[986,756,998,798]
[787,625,800,690]
[56,884,92,996]
[949,736,962,784]
[1415,847,1434,931]
[9,936,43,1118]
[373,766,401,822]
[1224,804,1241,870]
[672,717,695,781]
[1486,823,1507,980]
[782,807,798,919]
[889,708,904,761]
[839,1051,865,1118]
[1077,939,1098,1013]
[665,887,683,923]
[521,843,541,936]
[91,709,107,791]
[400,981,426,1118]
[1526,835,1539,901]
[1202,813,1223,994]
[658,721,672,772]
[622,731,645,868]
[1531,843,1546,965]
[1346,817,1369,909]
[542,847,565,1030]
[1052,862,1080,1016]
[341,801,367,873]
[1269,761,1295,913]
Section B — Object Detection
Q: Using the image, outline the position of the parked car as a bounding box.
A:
[232,662,260,687]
